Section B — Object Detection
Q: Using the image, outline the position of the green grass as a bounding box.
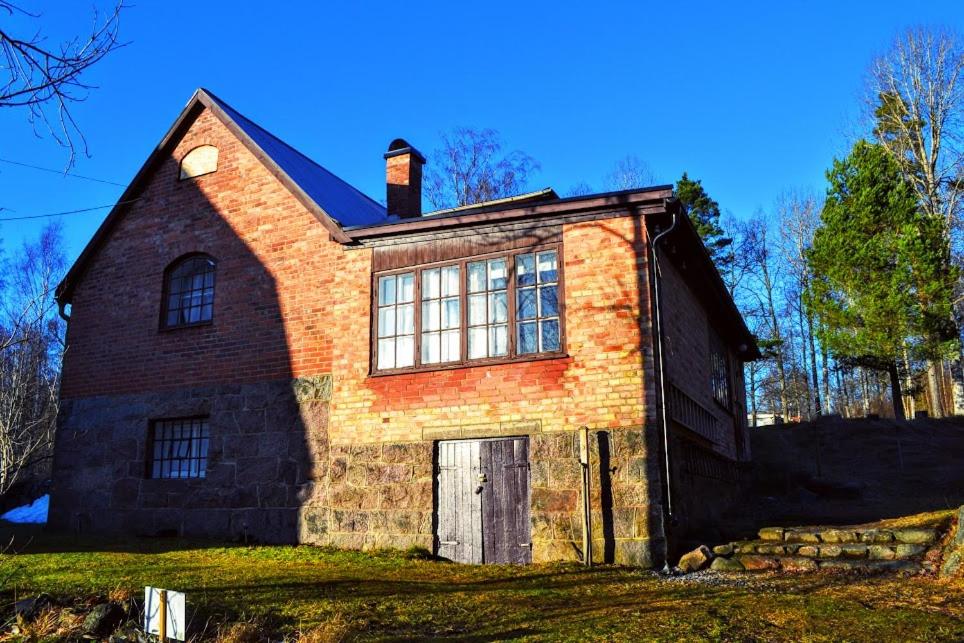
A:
[1,525,963,641]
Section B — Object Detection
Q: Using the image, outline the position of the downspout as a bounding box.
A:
[650,210,678,570]
[57,298,70,322]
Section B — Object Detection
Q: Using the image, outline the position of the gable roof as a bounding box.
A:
[204,91,388,227]
[57,88,388,304]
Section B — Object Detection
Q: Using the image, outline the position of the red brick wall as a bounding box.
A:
[61,107,351,398]
[327,216,655,445]
[61,107,658,445]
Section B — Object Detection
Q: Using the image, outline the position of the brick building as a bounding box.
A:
[48,89,758,567]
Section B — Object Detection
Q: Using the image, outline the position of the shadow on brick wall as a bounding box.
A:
[47,144,321,549]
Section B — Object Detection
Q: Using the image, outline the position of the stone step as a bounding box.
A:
[729,539,928,560]
[757,526,938,546]
[732,554,921,574]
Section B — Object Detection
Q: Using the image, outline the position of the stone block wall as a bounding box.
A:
[530,428,664,567]
[49,378,328,543]
[299,440,435,551]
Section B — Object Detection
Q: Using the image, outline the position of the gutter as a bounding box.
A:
[650,208,679,569]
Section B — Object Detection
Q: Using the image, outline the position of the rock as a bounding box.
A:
[710,556,745,572]
[860,530,894,544]
[14,594,52,619]
[818,545,843,558]
[839,544,869,559]
[798,545,819,557]
[738,555,780,571]
[757,544,786,556]
[83,602,125,638]
[939,506,964,578]
[712,544,734,556]
[758,527,785,542]
[894,543,926,558]
[781,557,819,573]
[677,545,713,573]
[821,529,859,543]
[941,549,963,577]
[786,530,821,543]
[869,545,897,560]
[894,529,938,545]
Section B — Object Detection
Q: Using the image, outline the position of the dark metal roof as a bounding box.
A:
[204,90,388,227]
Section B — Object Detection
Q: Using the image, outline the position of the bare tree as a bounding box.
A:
[776,191,824,417]
[732,213,790,420]
[604,155,656,191]
[0,1,126,168]
[0,223,66,497]
[566,182,594,197]
[424,127,540,210]
[869,27,964,415]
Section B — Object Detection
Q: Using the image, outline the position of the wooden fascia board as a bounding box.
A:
[196,92,352,244]
[56,93,210,303]
[345,190,674,241]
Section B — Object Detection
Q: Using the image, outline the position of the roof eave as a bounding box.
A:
[344,186,675,241]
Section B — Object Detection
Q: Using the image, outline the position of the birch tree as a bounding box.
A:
[869,27,964,415]
[424,128,540,210]
[0,224,66,497]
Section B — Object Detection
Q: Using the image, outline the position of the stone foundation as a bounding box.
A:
[299,440,435,551]
[50,381,665,567]
[531,429,665,566]
[49,379,325,543]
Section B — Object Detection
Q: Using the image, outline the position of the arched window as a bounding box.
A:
[179,145,218,180]
[162,254,216,328]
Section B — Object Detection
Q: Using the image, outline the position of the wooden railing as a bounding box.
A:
[667,383,724,446]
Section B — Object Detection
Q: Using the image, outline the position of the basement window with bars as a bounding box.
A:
[161,254,216,329]
[372,246,564,373]
[147,417,210,479]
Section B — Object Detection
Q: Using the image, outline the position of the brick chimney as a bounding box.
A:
[385,138,425,218]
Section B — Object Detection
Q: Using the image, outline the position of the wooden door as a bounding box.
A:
[436,437,531,564]
[436,440,483,563]
[481,436,532,563]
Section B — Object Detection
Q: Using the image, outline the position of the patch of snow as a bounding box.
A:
[1,494,48,524]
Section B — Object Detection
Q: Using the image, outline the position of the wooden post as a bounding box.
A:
[158,589,168,642]
[579,427,592,566]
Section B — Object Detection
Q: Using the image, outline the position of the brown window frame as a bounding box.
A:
[709,333,732,411]
[370,244,566,375]
[160,253,217,330]
[145,416,211,480]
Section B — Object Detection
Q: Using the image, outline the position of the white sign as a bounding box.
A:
[144,586,186,641]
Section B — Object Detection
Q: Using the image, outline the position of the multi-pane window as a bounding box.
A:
[148,417,210,479]
[162,255,216,328]
[467,258,509,359]
[516,251,560,354]
[373,247,564,372]
[376,272,416,369]
[421,266,461,364]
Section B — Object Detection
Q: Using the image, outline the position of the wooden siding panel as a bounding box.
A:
[373,225,562,271]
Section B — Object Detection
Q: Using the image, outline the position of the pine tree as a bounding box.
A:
[806,141,957,419]
[675,173,733,270]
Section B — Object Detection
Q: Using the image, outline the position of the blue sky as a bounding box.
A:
[2,1,963,262]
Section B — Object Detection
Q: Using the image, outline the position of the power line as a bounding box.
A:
[0,157,128,187]
[0,199,141,221]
